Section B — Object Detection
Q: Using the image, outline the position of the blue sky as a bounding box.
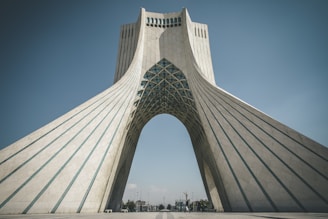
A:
[1,0,327,205]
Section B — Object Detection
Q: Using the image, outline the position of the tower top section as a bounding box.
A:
[143,8,183,27]
[114,8,216,84]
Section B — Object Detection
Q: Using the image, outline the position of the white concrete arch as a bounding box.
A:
[0,8,327,214]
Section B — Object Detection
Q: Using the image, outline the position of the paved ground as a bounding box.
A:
[1,212,328,219]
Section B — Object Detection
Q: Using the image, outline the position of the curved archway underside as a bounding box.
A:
[105,59,224,212]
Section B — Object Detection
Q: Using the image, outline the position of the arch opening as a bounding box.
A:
[122,114,207,210]
[104,59,227,212]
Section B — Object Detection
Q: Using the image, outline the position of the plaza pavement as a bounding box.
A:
[0,212,328,219]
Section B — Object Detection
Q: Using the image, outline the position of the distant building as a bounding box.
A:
[135,200,150,212]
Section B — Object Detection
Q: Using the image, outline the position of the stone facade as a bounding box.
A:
[1,8,327,214]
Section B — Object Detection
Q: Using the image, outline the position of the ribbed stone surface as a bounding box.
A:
[0,8,327,214]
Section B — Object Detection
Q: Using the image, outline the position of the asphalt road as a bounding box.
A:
[1,212,327,219]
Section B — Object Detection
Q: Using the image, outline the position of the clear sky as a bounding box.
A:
[1,0,327,206]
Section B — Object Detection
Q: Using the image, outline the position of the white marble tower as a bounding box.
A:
[1,8,327,214]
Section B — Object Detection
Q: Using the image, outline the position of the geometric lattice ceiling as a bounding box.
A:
[132,58,200,127]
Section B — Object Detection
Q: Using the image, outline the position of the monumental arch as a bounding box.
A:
[1,8,328,214]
